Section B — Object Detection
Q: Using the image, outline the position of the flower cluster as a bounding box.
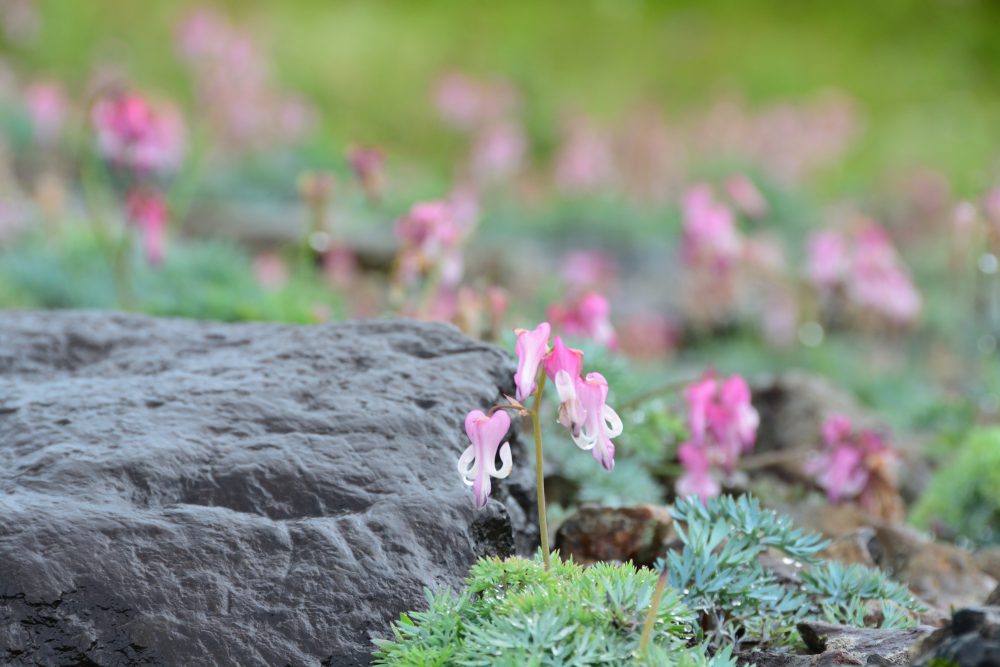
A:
[458,322,623,509]
[92,92,186,174]
[804,414,898,510]
[547,291,617,350]
[806,223,921,326]
[175,8,314,153]
[681,184,744,271]
[676,372,759,502]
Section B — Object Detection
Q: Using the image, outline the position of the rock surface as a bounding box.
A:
[912,606,1000,667]
[0,310,535,666]
[553,504,674,567]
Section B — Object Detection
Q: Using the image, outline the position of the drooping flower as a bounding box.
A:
[458,409,513,510]
[676,442,721,502]
[513,322,551,402]
[806,230,849,289]
[553,115,615,194]
[846,224,921,325]
[543,336,585,436]
[571,372,623,472]
[125,189,169,265]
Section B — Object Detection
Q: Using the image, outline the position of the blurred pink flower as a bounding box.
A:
[92,93,186,173]
[725,174,768,219]
[682,184,743,270]
[458,409,513,510]
[395,200,460,260]
[126,189,169,265]
[547,292,617,349]
[676,442,721,502]
[470,120,526,183]
[553,116,615,193]
[847,224,921,325]
[25,81,67,143]
[514,322,551,402]
[804,414,897,506]
[560,249,618,293]
[432,72,518,131]
[806,230,849,289]
[347,145,385,200]
[253,253,289,290]
[681,372,759,475]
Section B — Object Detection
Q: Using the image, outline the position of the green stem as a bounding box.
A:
[638,566,668,657]
[531,371,551,571]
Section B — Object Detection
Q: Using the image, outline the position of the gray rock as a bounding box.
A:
[797,621,933,665]
[912,606,1000,667]
[0,310,535,666]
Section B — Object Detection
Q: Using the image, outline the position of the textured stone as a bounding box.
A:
[796,621,933,665]
[553,504,673,567]
[0,310,535,666]
[913,606,1000,667]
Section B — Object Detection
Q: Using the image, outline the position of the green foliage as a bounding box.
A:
[374,554,719,667]
[0,228,346,323]
[376,497,927,663]
[665,495,925,647]
[911,427,1000,546]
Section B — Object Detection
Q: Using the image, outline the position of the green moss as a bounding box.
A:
[911,427,1000,546]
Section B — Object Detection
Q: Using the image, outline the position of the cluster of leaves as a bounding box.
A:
[667,495,925,648]
[375,496,926,663]
[373,555,733,667]
[0,228,345,322]
[911,427,1000,546]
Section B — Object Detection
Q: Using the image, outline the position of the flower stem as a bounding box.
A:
[531,371,551,571]
[638,565,668,657]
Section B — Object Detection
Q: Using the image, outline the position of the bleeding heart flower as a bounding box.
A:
[682,372,759,475]
[514,322,550,402]
[543,336,585,436]
[676,442,721,502]
[126,189,169,266]
[571,372,622,471]
[805,414,897,506]
[458,409,513,510]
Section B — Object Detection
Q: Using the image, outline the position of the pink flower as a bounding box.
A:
[92,93,186,173]
[347,145,385,199]
[543,336,585,437]
[395,200,459,256]
[547,292,617,350]
[25,81,66,142]
[560,250,618,293]
[681,184,743,270]
[676,442,721,502]
[725,174,768,219]
[126,189,169,266]
[571,372,623,471]
[846,224,921,324]
[553,116,615,193]
[682,372,759,474]
[458,410,513,510]
[805,414,897,506]
[806,230,849,289]
[513,322,551,402]
[253,253,289,290]
[470,120,526,183]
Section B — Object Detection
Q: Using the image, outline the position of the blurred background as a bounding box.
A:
[2,0,1000,546]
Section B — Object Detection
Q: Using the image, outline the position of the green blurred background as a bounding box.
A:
[12,0,1000,195]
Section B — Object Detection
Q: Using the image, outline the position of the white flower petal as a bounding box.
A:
[457,445,477,485]
[602,405,623,438]
[493,442,513,478]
